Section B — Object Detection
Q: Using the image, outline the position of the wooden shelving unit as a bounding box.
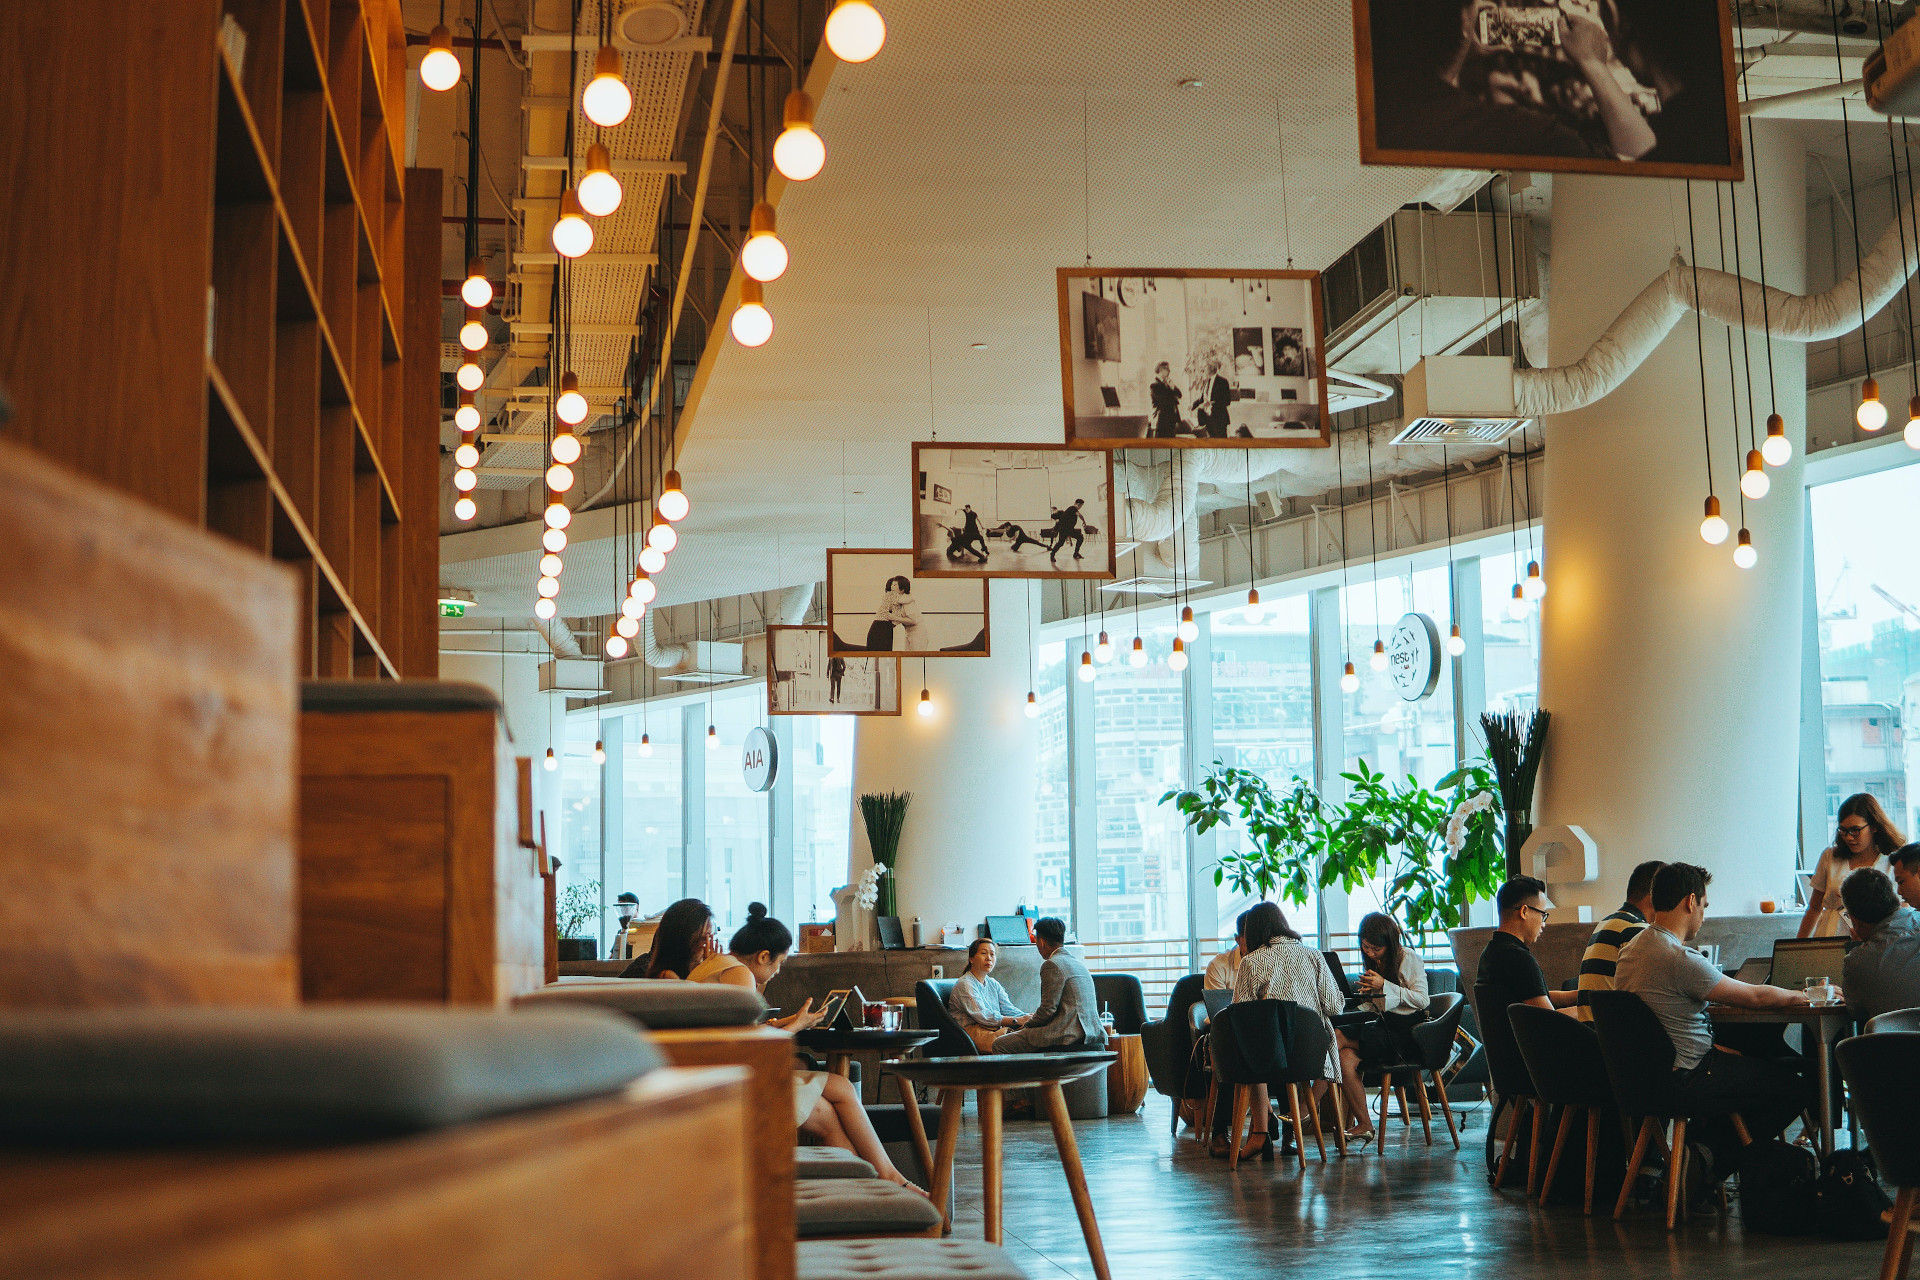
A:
[0,0,435,679]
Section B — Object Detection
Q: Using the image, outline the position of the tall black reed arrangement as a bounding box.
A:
[858,791,913,918]
[1480,710,1550,880]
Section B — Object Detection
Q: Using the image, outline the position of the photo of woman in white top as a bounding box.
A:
[947,939,1029,1053]
[1798,793,1906,937]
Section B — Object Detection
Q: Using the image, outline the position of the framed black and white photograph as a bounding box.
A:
[1353,0,1741,181]
[911,443,1116,579]
[826,549,990,658]
[767,626,901,716]
[1056,269,1329,449]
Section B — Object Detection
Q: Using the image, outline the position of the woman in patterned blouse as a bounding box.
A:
[1222,902,1345,1159]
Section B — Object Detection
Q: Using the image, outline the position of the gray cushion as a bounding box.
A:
[797,1240,1030,1280]
[796,1146,878,1179]
[794,1179,942,1238]
[514,977,766,1029]
[301,678,501,714]
[0,1006,658,1144]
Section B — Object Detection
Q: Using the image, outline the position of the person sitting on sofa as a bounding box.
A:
[619,897,715,979]
[948,939,1030,1053]
[991,917,1107,1054]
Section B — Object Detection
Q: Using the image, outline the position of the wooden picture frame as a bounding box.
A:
[1351,0,1743,181]
[1056,269,1331,449]
[825,549,990,659]
[910,442,1117,580]
[765,626,902,716]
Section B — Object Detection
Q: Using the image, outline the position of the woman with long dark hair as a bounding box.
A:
[1799,793,1908,938]
[1222,902,1344,1160]
[619,898,717,980]
[1333,912,1431,1142]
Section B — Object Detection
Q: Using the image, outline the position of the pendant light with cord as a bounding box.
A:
[1503,183,1545,601]
[1829,6,1883,430]
[1683,183,1729,547]
[1713,183,1755,566]
[421,0,460,91]
[1023,581,1040,718]
[1724,179,1770,501]
[1242,449,1265,624]
[1363,403,1390,667]
[583,0,632,127]
[1874,12,1920,450]
[1334,418,1359,694]
[1078,581,1095,683]
[1731,2,1791,468]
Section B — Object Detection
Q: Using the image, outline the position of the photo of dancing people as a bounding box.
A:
[913,444,1115,579]
[767,626,900,715]
[1057,270,1328,449]
[1354,0,1739,180]
[826,549,990,658]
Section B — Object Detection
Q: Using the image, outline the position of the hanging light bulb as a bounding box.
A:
[774,90,826,181]
[536,575,560,598]
[1128,636,1147,668]
[1244,587,1263,625]
[551,189,593,259]
[456,359,485,392]
[707,723,719,748]
[1177,606,1199,643]
[631,572,658,604]
[546,463,575,492]
[1094,631,1113,663]
[620,595,645,621]
[533,597,557,619]
[453,467,477,491]
[593,740,607,765]
[454,496,476,521]
[638,733,653,757]
[455,395,480,432]
[1446,623,1466,657]
[542,527,568,553]
[917,687,934,717]
[647,515,678,553]
[616,614,639,639]
[419,25,460,91]
[1369,639,1388,671]
[555,372,589,425]
[1858,377,1888,431]
[543,747,557,772]
[1699,495,1729,545]
[605,632,629,659]
[1078,651,1095,682]
[638,545,667,574]
[460,256,492,309]
[576,143,623,217]
[825,0,886,62]
[1734,528,1757,568]
[1024,691,1039,718]
[550,431,582,465]
[731,278,773,346]
[544,501,571,530]
[1762,412,1792,466]
[1740,450,1770,500]
[740,202,789,283]
[539,552,564,577]
[1522,560,1546,600]
[1506,583,1529,621]
[658,470,690,522]
[455,442,479,468]
[1168,637,1189,672]
[582,44,632,127]
[459,308,489,351]
[1340,661,1360,694]
[1910,411,1920,450]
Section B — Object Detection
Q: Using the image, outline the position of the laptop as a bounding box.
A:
[984,915,1033,946]
[1322,950,1357,1000]
[1201,988,1233,1020]
[1767,937,1851,992]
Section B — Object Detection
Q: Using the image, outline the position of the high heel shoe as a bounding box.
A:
[1239,1134,1277,1162]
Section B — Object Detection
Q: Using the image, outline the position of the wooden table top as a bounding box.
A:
[888,1051,1116,1089]
[1707,1003,1851,1024]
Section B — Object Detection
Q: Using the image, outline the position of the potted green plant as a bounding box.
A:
[857,791,912,919]
[1161,768,1329,907]
[555,880,602,962]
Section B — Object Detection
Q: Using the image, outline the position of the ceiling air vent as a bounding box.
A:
[1392,355,1532,447]
[617,2,689,47]
[1101,576,1211,598]
[1390,416,1532,446]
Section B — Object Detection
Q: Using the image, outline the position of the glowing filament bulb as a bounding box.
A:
[460,256,492,308]
[1858,377,1888,431]
[1128,636,1147,668]
[1094,631,1113,663]
[555,372,589,425]
[1740,450,1770,500]
[1733,528,1757,569]
[582,44,632,127]
[658,469,690,521]
[740,202,788,283]
[773,91,826,181]
[1700,495,1728,546]
[1340,661,1359,694]
[1762,413,1792,467]
[1078,651,1095,682]
[456,360,485,392]
[550,431,582,465]
[419,25,460,91]
[551,189,593,259]
[732,278,773,347]
[576,143,623,217]
[453,496,476,520]
[825,0,885,62]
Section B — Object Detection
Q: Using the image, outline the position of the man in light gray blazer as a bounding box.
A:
[992,917,1108,1053]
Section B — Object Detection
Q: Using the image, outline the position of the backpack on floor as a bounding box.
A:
[1739,1139,1819,1235]
[1815,1150,1892,1241]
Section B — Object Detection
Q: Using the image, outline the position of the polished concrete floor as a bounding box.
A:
[934,1096,1884,1280]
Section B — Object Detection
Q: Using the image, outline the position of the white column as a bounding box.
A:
[440,646,566,881]
[1537,120,1808,915]
[851,579,1040,934]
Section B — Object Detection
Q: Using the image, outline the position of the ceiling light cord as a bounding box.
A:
[1686,182,1715,500]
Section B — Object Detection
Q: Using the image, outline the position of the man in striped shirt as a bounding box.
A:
[1575,860,1664,1022]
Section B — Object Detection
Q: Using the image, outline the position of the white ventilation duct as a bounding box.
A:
[638,584,815,669]
[534,614,585,660]
[774,582,815,626]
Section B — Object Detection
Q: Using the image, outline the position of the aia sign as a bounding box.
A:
[742,725,779,792]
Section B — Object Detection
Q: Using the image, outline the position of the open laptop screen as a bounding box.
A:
[1769,937,1849,993]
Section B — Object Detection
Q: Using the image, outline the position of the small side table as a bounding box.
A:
[1105,1033,1147,1115]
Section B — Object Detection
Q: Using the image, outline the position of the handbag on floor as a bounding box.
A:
[1814,1149,1892,1240]
[1739,1138,1819,1235]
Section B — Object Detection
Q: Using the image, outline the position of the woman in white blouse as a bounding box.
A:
[947,939,1029,1053]
[1334,912,1429,1143]
[1225,902,1344,1160]
[1797,793,1905,937]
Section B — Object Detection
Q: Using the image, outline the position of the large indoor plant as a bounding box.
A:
[555,880,602,962]
[857,791,912,919]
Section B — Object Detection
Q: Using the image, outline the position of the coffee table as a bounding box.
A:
[797,1027,942,1178]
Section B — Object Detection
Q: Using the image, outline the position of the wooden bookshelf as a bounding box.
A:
[0,0,431,679]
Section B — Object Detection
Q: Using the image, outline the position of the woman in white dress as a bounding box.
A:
[1798,793,1906,937]
[947,939,1029,1053]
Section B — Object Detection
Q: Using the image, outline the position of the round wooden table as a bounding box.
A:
[888,1052,1117,1280]
[794,1027,938,1080]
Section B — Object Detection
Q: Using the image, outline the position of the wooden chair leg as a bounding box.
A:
[1584,1106,1602,1217]
[1378,1073,1393,1140]
[931,1088,966,1234]
[895,1073,935,1197]
[1615,1116,1657,1221]
[1203,1076,1219,1144]
[980,1089,1004,1244]
[1541,1105,1576,1206]
[1494,1098,1522,1189]
[1665,1118,1689,1230]
[1227,1085,1250,1171]
[1731,1113,1752,1146]
[1286,1083,1314,1167]
[1329,1080,1348,1156]
[1397,1086,1412,1126]
[1042,1083,1114,1280]
[1413,1071,1435,1146]
[1432,1070,1461,1150]
[1886,1186,1920,1280]
[1526,1100,1547,1200]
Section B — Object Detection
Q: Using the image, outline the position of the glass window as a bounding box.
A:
[705,688,771,934]
[618,707,684,921]
[791,716,856,925]
[558,714,604,937]
[1207,595,1316,941]
[1339,563,1460,790]
[1479,547,1542,715]
[1031,639,1071,921]
[1092,622,1187,942]
[1811,460,1920,837]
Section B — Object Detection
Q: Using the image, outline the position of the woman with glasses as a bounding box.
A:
[1797,793,1908,938]
[619,897,718,979]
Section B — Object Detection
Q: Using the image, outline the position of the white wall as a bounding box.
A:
[439,647,569,885]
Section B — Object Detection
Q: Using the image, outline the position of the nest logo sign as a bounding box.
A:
[1387,613,1442,702]
[742,725,779,792]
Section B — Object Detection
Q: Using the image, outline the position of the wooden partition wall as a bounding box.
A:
[0,0,436,679]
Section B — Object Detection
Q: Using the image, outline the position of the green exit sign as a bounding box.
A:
[439,600,467,618]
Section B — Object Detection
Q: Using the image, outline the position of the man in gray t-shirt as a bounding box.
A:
[1612,863,1811,1181]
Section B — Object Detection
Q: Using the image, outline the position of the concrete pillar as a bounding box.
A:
[851,579,1039,936]
[441,645,566,887]
[1537,120,1808,915]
